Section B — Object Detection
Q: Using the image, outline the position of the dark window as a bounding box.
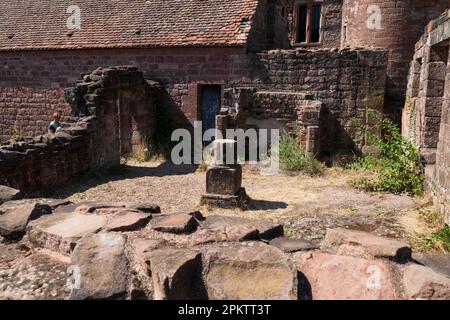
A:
[295,1,322,44]
[311,5,321,43]
[297,5,308,43]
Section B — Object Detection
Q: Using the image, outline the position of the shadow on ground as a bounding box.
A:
[249,199,288,211]
[45,161,198,199]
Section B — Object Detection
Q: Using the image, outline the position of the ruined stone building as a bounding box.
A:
[0,1,449,218]
[403,10,450,223]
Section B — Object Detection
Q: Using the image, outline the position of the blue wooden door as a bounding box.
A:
[201,85,221,134]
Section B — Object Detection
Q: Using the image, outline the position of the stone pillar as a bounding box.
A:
[201,139,249,210]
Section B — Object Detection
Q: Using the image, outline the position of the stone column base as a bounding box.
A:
[201,188,250,210]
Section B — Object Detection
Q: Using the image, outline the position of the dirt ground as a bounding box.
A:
[49,160,438,250]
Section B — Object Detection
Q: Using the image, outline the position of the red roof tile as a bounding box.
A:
[0,0,259,51]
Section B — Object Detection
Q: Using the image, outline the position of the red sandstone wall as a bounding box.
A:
[0,47,248,141]
[342,0,450,123]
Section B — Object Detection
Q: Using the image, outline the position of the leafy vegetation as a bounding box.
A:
[423,224,450,253]
[279,127,324,176]
[349,115,424,196]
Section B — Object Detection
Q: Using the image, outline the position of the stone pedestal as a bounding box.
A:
[201,140,249,210]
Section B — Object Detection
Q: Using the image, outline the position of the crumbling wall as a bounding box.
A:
[403,10,450,223]
[0,66,156,193]
[223,89,322,156]
[0,47,249,141]
[233,48,387,159]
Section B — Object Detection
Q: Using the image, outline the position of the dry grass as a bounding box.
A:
[52,160,446,250]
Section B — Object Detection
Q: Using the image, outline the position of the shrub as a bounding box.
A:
[350,116,424,196]
[279,127,324,176]
[423,224,450,253]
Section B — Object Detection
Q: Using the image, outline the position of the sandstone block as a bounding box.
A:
[147,248,201,300]
[403,264,450,300]
[206,165,242,195]
[0,203,52,240]
[294,252,396,300]
[69,233,128,300]
[27,212,107,254]
[269,237,319,253]
[0,185,21,205]
[152,214,198,234]
[105,211,152,232]
[321,228,412,261]
[203,242,297,300]
[199,215,283,243]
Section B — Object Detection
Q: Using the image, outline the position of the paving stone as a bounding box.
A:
[69,233,128,300]
[152,214,199,234]
[403,264,450,300]
[27,212,107,254]
[321,228,412,261]
[147,248,201,300]
[293,251,396,300]
[269,237,319,253]
[0,203,52,240]
[203,242,297,300]
[200,215,283,241]
[104,211,152,232]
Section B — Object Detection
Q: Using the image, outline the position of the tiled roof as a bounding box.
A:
[0,0,259,51]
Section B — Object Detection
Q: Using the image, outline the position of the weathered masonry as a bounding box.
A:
[0,67,156,193]
[0,0,449,193]
[403,10,450,224]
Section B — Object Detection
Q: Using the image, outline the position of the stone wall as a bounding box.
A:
[402,10,450,224]
[0,45,387,159]
[0,47,249,141]
[0,67,156,193]
[341,0,450,124]
[235,48,388,159]
[223,89,322,156]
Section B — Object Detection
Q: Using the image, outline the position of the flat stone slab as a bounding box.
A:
[321,228,412,261]
[294,251,396,300]
[200,215,283,241]
[1,198,70,213]
[69,233,128,300]
[0,186,21,205]
[269,237,319,253]
[0,203,52,240]
[403,263,450,300]
[412,253,450,278]
[203,242,297,300]
[147,248,201,300]
[27,212,107,254]
[105,211,151,232]
[152,214,198,234]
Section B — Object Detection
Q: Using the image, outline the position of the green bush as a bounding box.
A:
[350,116,424,196]
[279,128,324,176]
[423,224,450,253]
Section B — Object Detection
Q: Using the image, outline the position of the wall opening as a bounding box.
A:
[201,85,222,135]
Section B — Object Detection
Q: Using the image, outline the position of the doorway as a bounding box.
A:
[201,85,222,134]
